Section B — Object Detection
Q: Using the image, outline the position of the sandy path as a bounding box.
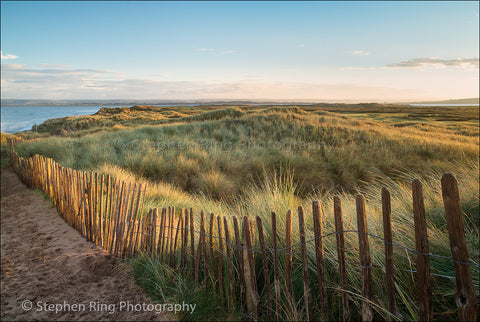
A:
[1,169,170,321]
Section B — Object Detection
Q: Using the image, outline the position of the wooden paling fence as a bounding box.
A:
[7,138,478,321]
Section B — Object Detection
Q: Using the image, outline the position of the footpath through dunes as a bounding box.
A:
[0,169,168,321]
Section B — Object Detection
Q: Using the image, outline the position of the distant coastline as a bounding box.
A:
[1,98,478,107]
[403,97,479,105]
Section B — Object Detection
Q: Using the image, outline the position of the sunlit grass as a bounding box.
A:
[11,105,479,320]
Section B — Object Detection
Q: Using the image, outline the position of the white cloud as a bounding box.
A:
[197,48,214,52]
[1,62,431,101]
[2,63,25,70]
[298,44,305,47]
[386,57,479,70]
[352,50,370,56]
[1,51,18,60]
[3,62,477,101]
[342,57,480,71]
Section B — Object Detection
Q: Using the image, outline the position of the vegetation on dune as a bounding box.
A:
[1,132,14,169]
[124,164,479,321]
[10,104,479,320]
[14,105,478,200]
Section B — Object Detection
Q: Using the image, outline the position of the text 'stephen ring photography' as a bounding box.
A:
[1,1,478,321]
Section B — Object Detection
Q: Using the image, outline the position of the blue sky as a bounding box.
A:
[1,1,478,101]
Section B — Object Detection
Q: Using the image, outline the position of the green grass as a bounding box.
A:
[1,132,14,169]
[14,105,478,201]
[123,164,478,321]
[128,252,242,321]
[10,104,479,320]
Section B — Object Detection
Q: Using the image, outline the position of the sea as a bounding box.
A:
[1,106,104,134]
[0,104,188,134]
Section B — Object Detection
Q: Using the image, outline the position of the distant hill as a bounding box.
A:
[0,99,310,107]
[0,99,197,107]
[405,98,479,105]
[2,98,479,107]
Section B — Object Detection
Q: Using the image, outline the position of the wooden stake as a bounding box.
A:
[172,210,182,267]
[313,200,329,321]
[412,179,433,322]
[243,216,259,319]
[298,206,313,321]
[160,208,167,261]
[217,216,225,301]
[190,208,195,270]
[181,208,187,269]
[284,210,294,311]
[209,213,216,286]
[381,188,400,321]
[233,215,247,308]
[441,173,478,321]
[169,207,175,265]
[356,194,373,322]
[224,216,236,303]
[256,216,272,320]
[195,211,206,284]
[271,212,281,321]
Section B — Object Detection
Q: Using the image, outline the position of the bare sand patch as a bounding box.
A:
[1,169,170,321]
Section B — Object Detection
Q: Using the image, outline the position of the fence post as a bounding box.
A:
[217,216,225,302]
[334,196,351,322]
[284,210,294,312]
[243,216,259,320]
[106,177,115,252]
[93,172,99,245]
[194,211,206,284]
[123,183,137,257]
[189,208,195,272]
[298,206,313,321]
[169,207,175,266]
[97,174,104,248]
[150,207,158,257]
[209,213,216,288]
[271,212,281,321]
[356,194,373,322]
[163,207,171,262]
[223,216,236,305]
[172,209,182,267]
[233,215,247,309]
[441,173,478,321]
[256,216,272,320]
[181,208,188,269]
[381,187,401,321]
[412,179,433,321]
[157,207,165,257]
[118,182,132,257]
[129,183,143,257]
[313,200,329,321]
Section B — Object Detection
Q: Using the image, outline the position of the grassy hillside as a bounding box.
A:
[15,105,478,199]
[11,104,479,320]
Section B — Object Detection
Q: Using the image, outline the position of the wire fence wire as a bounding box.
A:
[147,222,479,268]
[137,219,480,286]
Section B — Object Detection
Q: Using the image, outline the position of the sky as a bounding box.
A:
[1,1,479,102]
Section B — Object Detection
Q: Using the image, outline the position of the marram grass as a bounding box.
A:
[11,105,479,320]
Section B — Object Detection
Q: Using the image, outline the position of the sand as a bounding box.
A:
[1,169,170,321]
